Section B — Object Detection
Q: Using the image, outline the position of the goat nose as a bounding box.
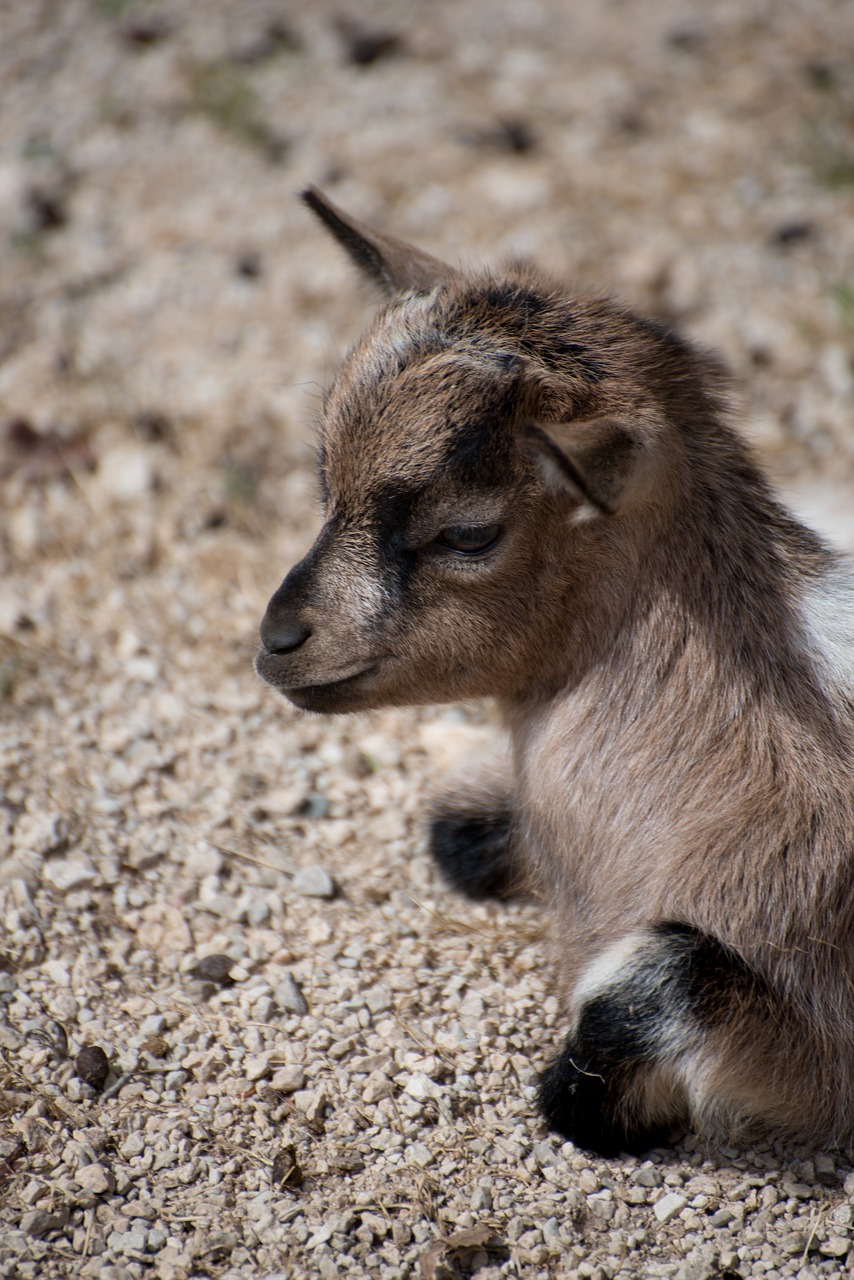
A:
[260,609,312,655]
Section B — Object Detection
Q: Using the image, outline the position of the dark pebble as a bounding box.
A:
[771,221,814,247]
[338,22,402,67]
[272,1143,304,1189]
[74,1045,110,1091]
[193,953,235,985]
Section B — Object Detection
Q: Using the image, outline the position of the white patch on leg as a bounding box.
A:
[573,933,650,1006]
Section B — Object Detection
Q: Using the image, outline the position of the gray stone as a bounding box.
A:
[275,974,308,1015]
[291,866,335,899]
[119,1134,146,1159]
[708,1208,735,1227]
[780,1232,807,1255]
[21,1207,69,1236]
[819,1236,851,1257]
[107,1230,149,1255]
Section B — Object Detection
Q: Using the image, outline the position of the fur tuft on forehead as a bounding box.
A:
[321,334,528,501]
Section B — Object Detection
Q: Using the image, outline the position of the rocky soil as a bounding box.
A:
[1,1,854,1278]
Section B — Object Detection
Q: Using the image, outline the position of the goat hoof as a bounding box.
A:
[537,1048,664,1158]
[428,810,516,900]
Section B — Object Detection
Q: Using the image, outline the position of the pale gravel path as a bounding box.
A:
[1,2,854,1278]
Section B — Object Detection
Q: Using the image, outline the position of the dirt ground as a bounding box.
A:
[2,1,854,1278]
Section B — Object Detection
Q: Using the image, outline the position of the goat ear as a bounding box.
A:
[525,418,647,516]
[302,187,454,295]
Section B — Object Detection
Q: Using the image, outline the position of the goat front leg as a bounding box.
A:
[427,750,524,900]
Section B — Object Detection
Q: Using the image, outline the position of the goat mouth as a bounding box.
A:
[255,648,380,702]
[289,666,377,695]
[283,665,380,712]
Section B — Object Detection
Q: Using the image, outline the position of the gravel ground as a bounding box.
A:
[2,2,854,1278]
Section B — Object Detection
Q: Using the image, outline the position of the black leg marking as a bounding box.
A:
[538,1001,669,1157]
[428,808,517,900]
[538,923,765,1156]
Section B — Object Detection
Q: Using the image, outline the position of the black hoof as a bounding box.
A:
[537,1044,666,1158]
[428,810,516,900]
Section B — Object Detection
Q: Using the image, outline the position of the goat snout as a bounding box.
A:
[259,602,312,655]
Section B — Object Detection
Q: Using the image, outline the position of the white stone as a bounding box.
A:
[362,1071,393,1104]
[97,444,154,500]
[293,1089,328,1123]
[406,1143,434,1168]
[653,1191,687,1224]
[13,812,67,858]
[42,860,97,892]
[403,1071,442,1102]
[363,983,392,1015]
[244,1055,270,1082]
[74,1163,115,1195]
[270,1064,305,1093]
[291,866,335,899]
[139,1014,167,1038]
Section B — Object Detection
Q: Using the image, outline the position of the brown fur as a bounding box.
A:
[257,189,854,1152]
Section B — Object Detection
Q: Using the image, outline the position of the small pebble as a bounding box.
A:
[362,1070,392,1103]
[708,1207,735,1227]
[819,1236,850,1257]
[244,1054,270,1082]
[270,1064,306,1092]
[139,1014,166,1037]
[107,1229,149,1255]
[291,866,336,899]
[406,1143,434,1168]
[275,974,308,1015]
[21,1207,69,1236]
[403,1071,442,1102]
[193,954,235,985]
[41,860,97,892]
[653,1192,687,1224]
[75,1163,115,1195]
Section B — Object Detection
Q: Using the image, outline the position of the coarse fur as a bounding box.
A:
[256,188,854,1156]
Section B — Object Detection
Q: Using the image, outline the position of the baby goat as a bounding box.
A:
[256,189,854,1156]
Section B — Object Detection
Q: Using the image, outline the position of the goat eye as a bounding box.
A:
[436,523,502,554]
